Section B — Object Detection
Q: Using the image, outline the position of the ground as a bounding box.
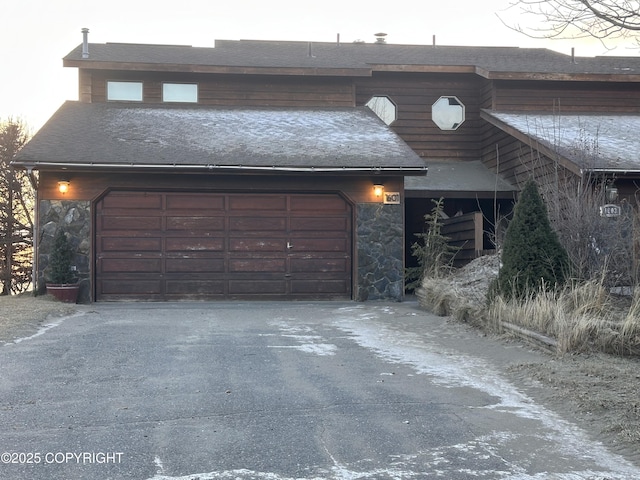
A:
[0,293,639,466]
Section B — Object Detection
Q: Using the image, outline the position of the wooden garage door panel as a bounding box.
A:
[166,280,225,295]
[229,195,287,210]
[101,237,162,252]
[166,216,225,231]
[165,258,225,273]
[166,194,225,211]
[165,237,224,252]
[290,238,348,252]
[100,258,162,273]
[96,192,352,300]
[229,238,286,252]
[100,279,162,295]
[229,217,287,231]
[291,280,349,294]
[290,257,348,273]
[229,258,287,273]
[228,280,287,295]
[101,193,163,209]
[101,215,162,231]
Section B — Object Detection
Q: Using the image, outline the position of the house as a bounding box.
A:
[11,31,640,302]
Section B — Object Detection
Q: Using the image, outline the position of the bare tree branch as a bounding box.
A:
[500,0,640,46]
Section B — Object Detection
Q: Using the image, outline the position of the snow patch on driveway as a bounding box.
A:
[266,321,337,356]
[333,305,640,478]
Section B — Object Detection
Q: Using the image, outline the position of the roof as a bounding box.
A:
[63,40,640,80]
[405,160,516,198]
[12,102,427,174]
[483,111,640,173]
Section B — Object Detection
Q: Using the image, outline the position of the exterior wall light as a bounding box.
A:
[373,184,384,198]
[58,181,70,194]
[606,185,618,203]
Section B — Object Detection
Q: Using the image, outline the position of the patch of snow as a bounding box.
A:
[333,305,640,478]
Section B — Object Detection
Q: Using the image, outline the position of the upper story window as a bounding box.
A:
[365,95,397,125]
[432,96,465,130]
[107,81,143,102]
[163,83,198,103]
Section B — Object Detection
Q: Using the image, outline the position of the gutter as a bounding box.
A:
[14,162,428,175]
[583,168,640,175]
[26,167,38,190]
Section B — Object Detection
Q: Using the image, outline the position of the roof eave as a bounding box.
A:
[63,59,373,77]
[12,161,427,176]
[479,69,640,82]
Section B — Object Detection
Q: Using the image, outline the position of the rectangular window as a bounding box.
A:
[107,81,143,102]
[162,83,198,103]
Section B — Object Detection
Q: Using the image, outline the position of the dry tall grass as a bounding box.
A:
[483,279,639,355]
[418,258,640,355]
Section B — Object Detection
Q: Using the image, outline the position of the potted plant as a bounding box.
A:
[45,229,80,303]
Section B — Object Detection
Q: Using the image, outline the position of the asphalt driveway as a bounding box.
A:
[1,301,639,479]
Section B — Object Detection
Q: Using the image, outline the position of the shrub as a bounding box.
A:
[47,230,75,285]
[406,198,459,290]
[496,180,570,299]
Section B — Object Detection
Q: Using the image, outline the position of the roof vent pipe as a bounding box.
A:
[82,27,89,59]
[433,35,436,47]
[571,47,576,64]
[374,32,387,44]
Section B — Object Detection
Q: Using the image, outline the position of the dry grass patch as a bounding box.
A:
[417,255,640,356]
[0,293,77,343]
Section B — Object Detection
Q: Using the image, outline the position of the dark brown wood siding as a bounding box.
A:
[491,80,640,112]
[354,72,484,160]
[95,191,352,301]
[481,124,576,191]
[88,71,355,107]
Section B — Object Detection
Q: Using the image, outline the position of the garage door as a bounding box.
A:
[95,192,352,301]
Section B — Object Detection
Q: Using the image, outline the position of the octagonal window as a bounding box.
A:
[365,96,397,125]
[432,96,465,130]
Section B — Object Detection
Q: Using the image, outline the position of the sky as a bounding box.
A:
[2,0,638,133]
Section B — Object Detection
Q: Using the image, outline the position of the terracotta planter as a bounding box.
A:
[46,284,80,303]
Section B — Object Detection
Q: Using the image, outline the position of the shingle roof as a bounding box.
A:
[12,102,427,173]
[63,39,640,79]
[484,111,640,173]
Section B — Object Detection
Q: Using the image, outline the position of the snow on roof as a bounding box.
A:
[13,102,426,173]
[486,112,640,172]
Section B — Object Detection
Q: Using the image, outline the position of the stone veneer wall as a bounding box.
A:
[38,200,91,303]
[356,203,404,301]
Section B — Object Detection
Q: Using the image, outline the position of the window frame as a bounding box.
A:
[106,81,144,102]
[162,83,199,103]
[431,95,466,131]
[365,95,398,126]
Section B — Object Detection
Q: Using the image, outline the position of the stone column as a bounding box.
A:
[38,200,91,303]
[356,203,404,301]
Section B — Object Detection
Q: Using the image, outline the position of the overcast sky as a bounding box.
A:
[2,0,636,132]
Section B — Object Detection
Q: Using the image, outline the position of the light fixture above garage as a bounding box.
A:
[373,184,384,198]
[58,180,70,194]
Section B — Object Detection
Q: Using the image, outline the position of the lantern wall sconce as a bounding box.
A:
[606,185,618,203]
[373,184,384,198]
[58,180,70,194]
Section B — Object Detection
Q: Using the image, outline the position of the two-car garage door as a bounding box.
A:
[95,191,352,301]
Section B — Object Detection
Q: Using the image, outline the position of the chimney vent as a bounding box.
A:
[82,28,89,59]
[374,32,387,44]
